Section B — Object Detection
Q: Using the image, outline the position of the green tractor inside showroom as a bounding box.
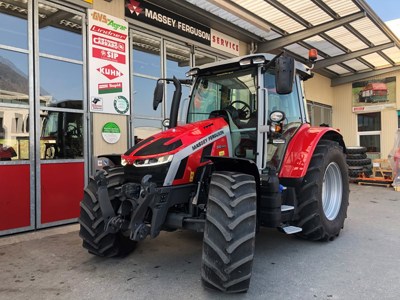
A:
[79,50,349,293]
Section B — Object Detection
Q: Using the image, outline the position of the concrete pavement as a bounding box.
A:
[0,183,399,300]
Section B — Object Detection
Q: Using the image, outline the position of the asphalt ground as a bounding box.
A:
[0,183,399,300]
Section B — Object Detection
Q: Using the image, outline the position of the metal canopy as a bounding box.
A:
[183,0,400,86]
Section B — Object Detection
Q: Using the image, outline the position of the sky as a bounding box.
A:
[365,0,400,21]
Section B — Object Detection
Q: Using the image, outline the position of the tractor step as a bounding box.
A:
[281,205,294,212]
[281,225,302,234]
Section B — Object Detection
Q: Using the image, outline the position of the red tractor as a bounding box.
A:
[79,52,349,293]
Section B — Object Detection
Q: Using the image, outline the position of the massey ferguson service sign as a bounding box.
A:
[88,10,130,115]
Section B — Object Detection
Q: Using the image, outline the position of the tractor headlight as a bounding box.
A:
[121,158,127,166]
[133,154,173,167]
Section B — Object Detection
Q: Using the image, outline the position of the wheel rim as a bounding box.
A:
[322,162,343,221]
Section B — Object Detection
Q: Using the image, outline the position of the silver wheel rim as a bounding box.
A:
[322,162,343,221]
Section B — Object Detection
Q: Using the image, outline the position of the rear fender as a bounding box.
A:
[279,124,345,178]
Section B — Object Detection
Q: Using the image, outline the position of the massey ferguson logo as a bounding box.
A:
[97,64,123,80]
[126,0,142,16]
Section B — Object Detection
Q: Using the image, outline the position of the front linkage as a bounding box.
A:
[94,169,197,241]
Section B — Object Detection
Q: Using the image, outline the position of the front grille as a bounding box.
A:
[124,163,171,186]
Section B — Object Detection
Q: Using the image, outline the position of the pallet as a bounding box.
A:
[358,181,392,188]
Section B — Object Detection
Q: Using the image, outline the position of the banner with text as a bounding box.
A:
[88,9,130,115]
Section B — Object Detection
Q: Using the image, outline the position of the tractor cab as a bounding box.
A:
[181,53,311,172]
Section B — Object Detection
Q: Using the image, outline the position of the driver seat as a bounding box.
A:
[209,110,241,156]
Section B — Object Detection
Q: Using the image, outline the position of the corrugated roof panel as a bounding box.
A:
[184,0,271,39]
[326,64,351,75]
[284,43,313,59]
[325,26,368,51]
[342,59,371,71]
[350,18,391,45]
[304,36,345,57]
[278,0,333,26]
[263,31,283,40]
[382,47,400,64]
[322,0,360,17]
[361,53,391,67]
[235,0,306,34]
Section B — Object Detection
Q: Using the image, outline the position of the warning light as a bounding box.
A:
[309,49,318,63]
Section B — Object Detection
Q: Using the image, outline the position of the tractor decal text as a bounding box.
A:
[191,130,224,151]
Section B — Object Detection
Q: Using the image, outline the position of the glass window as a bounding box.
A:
[38,5,83,60]
[360,135,380,153]
[133,76,161,118]
[132,118,162,143]
[166,43,191,117]
[39,57,83,108]
[194,52,216,67]
[358,112,381,132]
[132,33,161,78]
[187,69,257,123]
[0,49,29,105]
[40,111,83,159]
[0,1,28,49]
[0,107,29,160]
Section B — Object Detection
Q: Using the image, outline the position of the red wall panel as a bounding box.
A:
[41,162,84,224]
[0,164,31,231]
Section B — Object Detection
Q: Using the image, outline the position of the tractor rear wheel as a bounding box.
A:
[294,140,349,241]
[79,167,137,257]
[201,171,257,293]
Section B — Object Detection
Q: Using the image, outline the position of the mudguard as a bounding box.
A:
[279,124,345,179]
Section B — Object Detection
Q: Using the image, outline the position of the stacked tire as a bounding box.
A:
[346,146,372,180]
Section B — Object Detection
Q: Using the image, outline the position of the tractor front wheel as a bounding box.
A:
[79,167,137,257]
[201,171,257,293]
[294,140,349,241]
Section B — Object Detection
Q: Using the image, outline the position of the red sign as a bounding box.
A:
[92,47,126,64]
[98,82,123,94]
[92,34,125,52]
[90,25,127,40]
[97,64,123,80]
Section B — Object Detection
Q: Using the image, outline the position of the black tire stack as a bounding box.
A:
[346,146,372,180]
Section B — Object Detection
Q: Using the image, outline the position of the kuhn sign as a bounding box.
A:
[89,9,130,115]
[97,64,123,80]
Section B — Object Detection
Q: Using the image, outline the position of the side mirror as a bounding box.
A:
[275,56,295,94]
[153,81,164,110]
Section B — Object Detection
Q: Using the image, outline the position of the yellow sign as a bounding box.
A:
[83,0,93,3]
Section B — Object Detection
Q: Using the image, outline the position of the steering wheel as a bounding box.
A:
[66,124,79,137]
[227,100,251,120]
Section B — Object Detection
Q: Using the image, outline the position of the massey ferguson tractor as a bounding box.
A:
[79,51,349,293]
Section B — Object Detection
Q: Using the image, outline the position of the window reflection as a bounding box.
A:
[132,33,161,77]
[40,111,83,159]
[133,118,162,143]
[0,106,29,160]
[39,57,83,108]
[0,0,28,49]
[38,5,83,60]
[133,76,161,118]
[0,49,29,105]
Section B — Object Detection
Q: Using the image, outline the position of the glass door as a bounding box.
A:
[36,1,86,227]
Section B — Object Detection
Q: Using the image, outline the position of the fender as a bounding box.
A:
[208,156,260,185]
[279,124,345,179]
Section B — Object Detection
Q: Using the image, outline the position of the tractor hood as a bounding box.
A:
[121,117,231,186]
[122,117,231,166]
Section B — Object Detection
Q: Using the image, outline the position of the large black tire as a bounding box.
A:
[294,140,349,241]
[201,171,257,293]
[346,146,367,155]
[79,167,137,257]
[346,158,372,167]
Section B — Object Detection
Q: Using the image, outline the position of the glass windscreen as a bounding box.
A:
[187,68,258,124]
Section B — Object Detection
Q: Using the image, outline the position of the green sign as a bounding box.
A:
[101,122,121,144]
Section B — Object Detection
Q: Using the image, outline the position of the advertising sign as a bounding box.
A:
[211,29,240,56]
[88,9,130,115]
[125,0,211,46]
[352,76,396,112]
